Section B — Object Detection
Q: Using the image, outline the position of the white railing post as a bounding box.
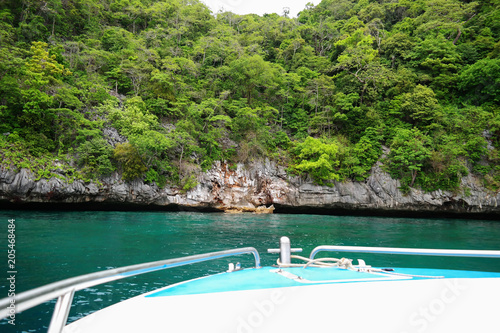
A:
[48,289,75,333]
[268,237,302,265]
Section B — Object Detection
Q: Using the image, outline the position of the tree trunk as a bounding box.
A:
[247,86,252,105]
[410,170,418,187]
[453,13,477,45]
[453,28,462,45]
[315,81,319,115]
[179,145,184,183]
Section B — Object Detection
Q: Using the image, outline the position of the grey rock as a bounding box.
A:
[0,166,17,185]
[32,179,51,196]
[103,127,126,146]
[11,169,36,195]
[1,160,500,217]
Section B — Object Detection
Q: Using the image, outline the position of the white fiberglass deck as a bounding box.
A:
[63,266,500,333]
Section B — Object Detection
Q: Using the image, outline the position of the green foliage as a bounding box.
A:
[0,0,498,193]
[27,42,71,78]
[291,137,340,185]
[113,142,147,180]
[144,168,167,188]
[108,100,158,136]
[101,27,133,52]
[0,135,89,183]
[385,128,431,190]
[129,130,174,169]
[229,54,281,105]
[76,137,115,176]
[348,127,383,180]
[396,85,442,129]
[459,58,500,105]
[268,131,292,151]
[181,174,198,193]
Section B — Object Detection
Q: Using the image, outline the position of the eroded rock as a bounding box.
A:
[1,161,499,218]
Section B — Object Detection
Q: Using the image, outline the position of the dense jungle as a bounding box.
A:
[0,0,499,195]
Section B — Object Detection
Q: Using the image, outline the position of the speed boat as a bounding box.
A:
[1,237,500,332]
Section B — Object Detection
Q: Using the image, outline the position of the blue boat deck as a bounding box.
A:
[146,266,500,297]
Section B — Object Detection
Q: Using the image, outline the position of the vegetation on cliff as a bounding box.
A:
[0,0,499,193]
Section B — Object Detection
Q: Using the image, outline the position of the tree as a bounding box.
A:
[458,58,500,105]
[120,58,154,96]
[18,41,72,153]
[309,19,338,57]
[278,38,306,68]
[335,29,377,75]
[347,127,383,180]
[77,137,115,176]
[334,29,391,103]
[113,142,147,180]
[381,32,414,68]
[291,137,341,185]
[101,27,133,51]
[414,0,478,45]
[129,130,174,168]
[307,74,336,136]
[397,85,442,129]
[108,98,158,137]
[409,35,461,98]
[386,128,431,188]
[229,54,281,105]
[171,121,198,184]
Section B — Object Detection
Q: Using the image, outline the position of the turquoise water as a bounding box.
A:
[0,210,499,332]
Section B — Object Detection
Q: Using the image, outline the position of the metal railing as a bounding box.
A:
[310,245,500,260]
[0,247,260,333]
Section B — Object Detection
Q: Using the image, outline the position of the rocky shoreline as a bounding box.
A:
[1,160,500,219]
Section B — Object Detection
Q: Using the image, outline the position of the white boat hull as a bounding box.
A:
[63,267,500,333]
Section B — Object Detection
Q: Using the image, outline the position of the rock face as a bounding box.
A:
[1,160,499,218]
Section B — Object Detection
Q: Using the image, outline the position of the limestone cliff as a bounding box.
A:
[1,160,499,218]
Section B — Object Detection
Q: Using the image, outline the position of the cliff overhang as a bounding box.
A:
[1,160,499,220]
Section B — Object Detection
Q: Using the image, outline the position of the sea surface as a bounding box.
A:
[0,210,499,332]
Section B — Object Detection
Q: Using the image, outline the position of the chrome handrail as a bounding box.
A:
[310,245,500,260]
[0,247,260,333]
